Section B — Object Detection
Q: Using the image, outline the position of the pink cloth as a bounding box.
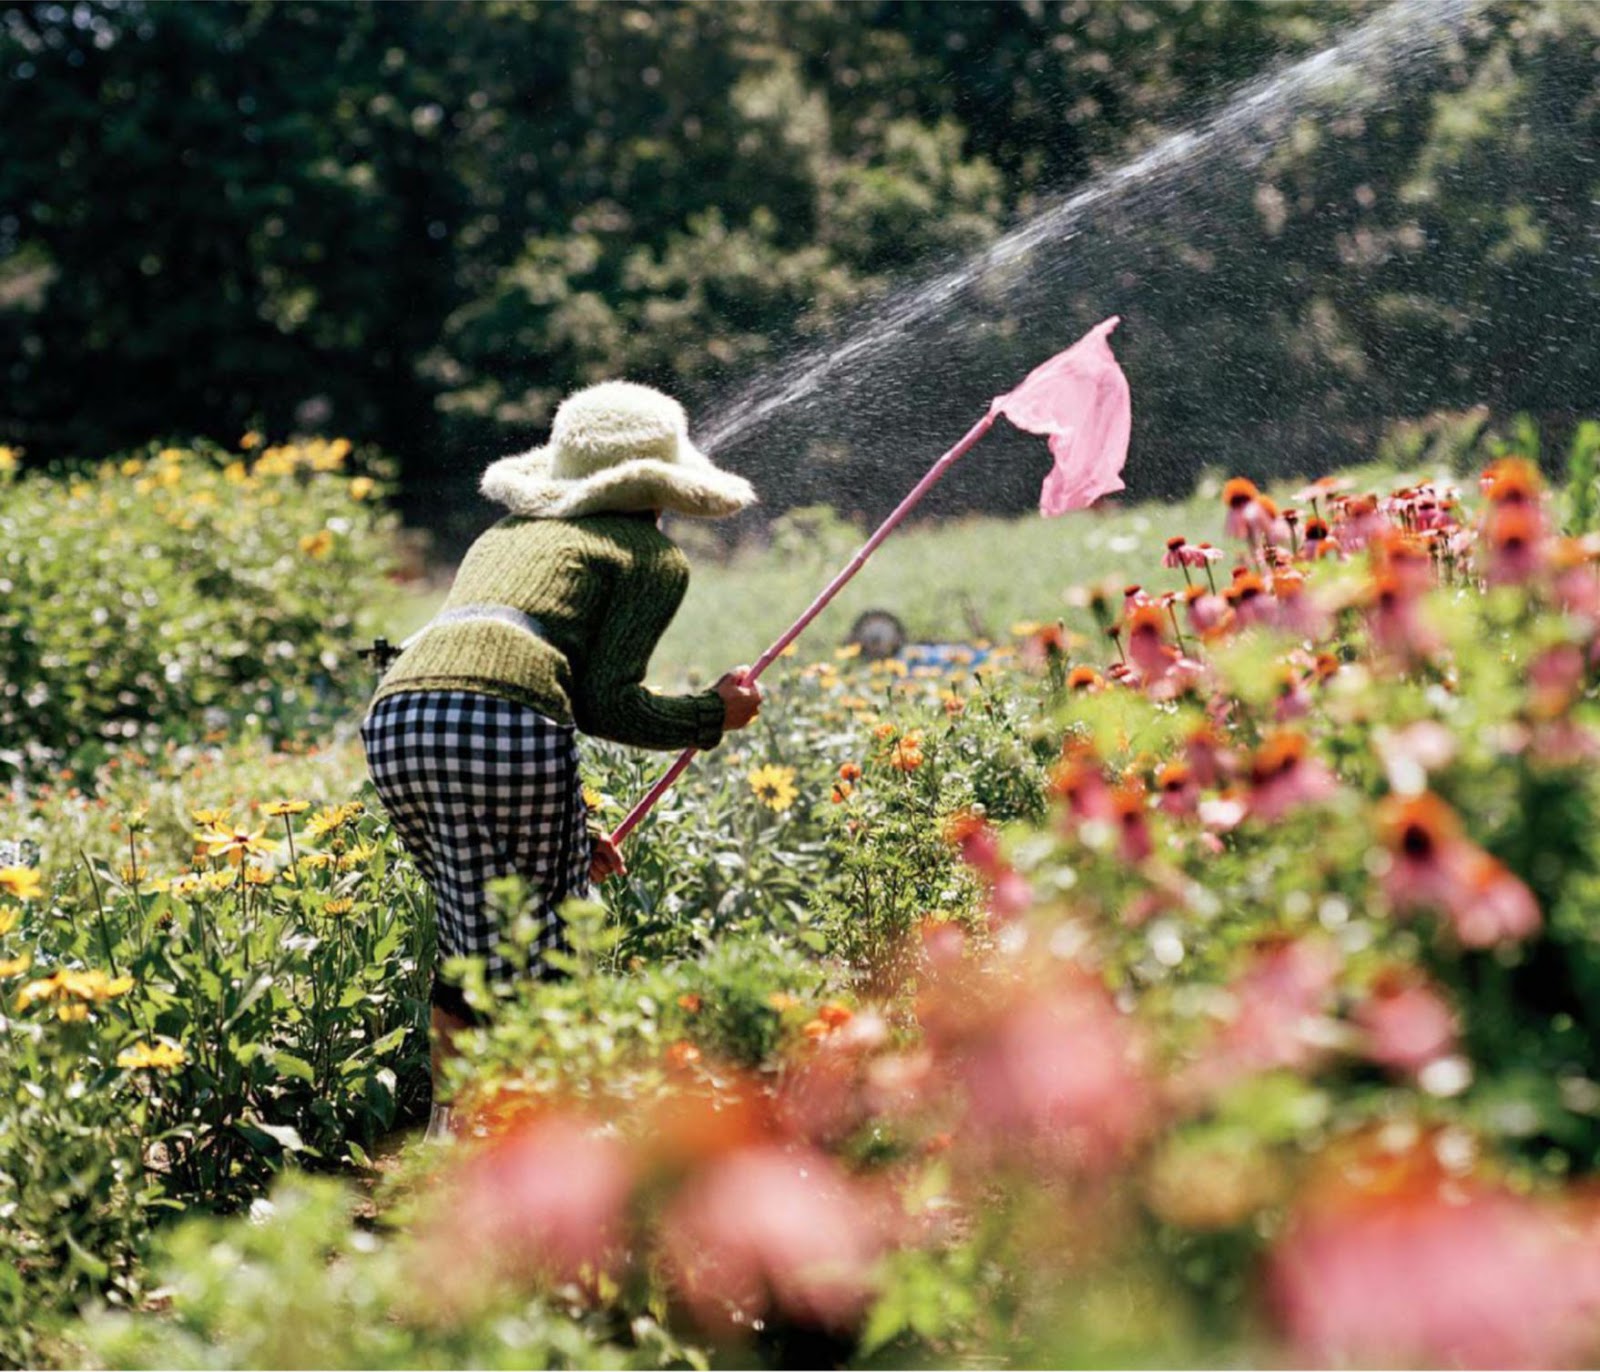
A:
[991,316,1132,517]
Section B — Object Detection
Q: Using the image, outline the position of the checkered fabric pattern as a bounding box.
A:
[360,690,592,994]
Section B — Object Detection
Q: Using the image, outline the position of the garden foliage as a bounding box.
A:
[0,438,395,779]
[10,436,1600,1366]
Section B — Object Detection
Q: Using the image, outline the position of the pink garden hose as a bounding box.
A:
[607,411,998,845]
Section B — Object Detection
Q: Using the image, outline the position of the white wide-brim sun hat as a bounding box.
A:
[480,380,756,520]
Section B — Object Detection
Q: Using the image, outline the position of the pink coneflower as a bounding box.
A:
[1455,850,1541,947]
[1126,604,1172,682]
[1066,664,1106,693]
[1352,968,1459,1075]
[1222,477,1278,542]
[1377,793,1541,948]
[944,811,1032,923]
[1408,483,1459,532]
[1185,725,1232,789]
[1367,572,1439,660]
[1483,502,1546,586]
[1224,571,1273,628]
[1220,486,1293,551]
[988,866,1034,922]
[662,1143,893,1336]
[1269,1133,1600,1369]
[1268,570,1327,638]
[429,1112,635,1293]
[919,917,966,970]
[1050,747,1115,823]
[1333,493,1385,550]
[1177,936,1341,1100]
[1294,474,1353,507]
[1378,791,1469,902]
[944,810,1001,876]
[956,976,1151,1175]
[1529,642,1585,719]
[1155,760,1199,817]
[1112,782,1152,863]
[1019,622,1070,669]
[1274,669,1311,722]
[1184,585,1232,637]
[1247,731,1338,822]
[1300,515,1339,561]
[1552,536,1600,618]
[1372,531,1436,597]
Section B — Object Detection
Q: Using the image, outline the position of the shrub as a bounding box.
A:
[0,438,397,781]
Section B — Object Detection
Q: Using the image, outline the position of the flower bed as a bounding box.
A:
[8,443,1600,1367]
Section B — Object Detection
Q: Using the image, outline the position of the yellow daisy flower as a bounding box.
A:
[747,764,799,813]
[117,1040,186,1071]
[16,968,134,1016]
[335,843,375,871]
[0,867,43,902]
[205,828,277,867]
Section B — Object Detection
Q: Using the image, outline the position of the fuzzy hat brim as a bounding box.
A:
[481,439,756,520]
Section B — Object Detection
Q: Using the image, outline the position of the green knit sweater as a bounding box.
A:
[372,513,725,751]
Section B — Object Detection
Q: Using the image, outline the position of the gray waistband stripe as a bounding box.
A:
[401,605,549,651]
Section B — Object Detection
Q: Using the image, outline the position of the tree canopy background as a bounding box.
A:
[2,0,1595,545]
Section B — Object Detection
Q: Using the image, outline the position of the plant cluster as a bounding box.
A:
[14,443,1600,1368]
[0,437,397,780]
[0,791,430,1365]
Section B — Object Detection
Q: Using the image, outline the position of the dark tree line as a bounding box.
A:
[2,1,1595,540]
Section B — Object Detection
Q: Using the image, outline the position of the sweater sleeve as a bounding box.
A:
[570,539,726,752]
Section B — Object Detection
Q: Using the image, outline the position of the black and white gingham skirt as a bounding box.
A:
[360,690,591,1009]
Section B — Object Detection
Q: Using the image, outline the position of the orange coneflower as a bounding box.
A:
[1126,603,1171,680]
[1066,665,1105,693]
[1479,456,1541,505]
[1372,531,1434,595]
[1223,571,1272,627]
[1483,502,1546,586]
[1111,782,1152,863]
[1223,477,1269,541]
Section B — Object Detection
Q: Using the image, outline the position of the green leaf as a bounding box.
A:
[239,1119,305,1153]
[270,1051,316,1084]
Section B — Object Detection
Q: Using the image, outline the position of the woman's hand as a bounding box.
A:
[715,666,763,732]
[589,833,627,883]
